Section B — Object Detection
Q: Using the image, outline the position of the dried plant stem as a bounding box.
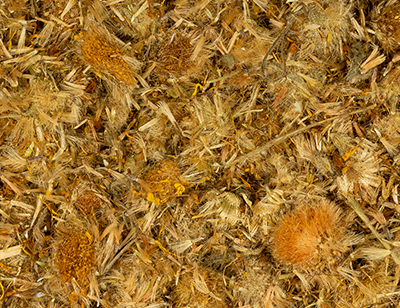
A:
[100,230,137,275]
[261,12,300,82]
[0,114,22,119]
[228,106,376,167]
[0,38,12,59]
[346,194,400,265]
[0,245,22,260]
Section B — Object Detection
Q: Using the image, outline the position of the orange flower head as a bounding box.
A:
[56,229,96,287]
[78,30,136,87]
[271,200,348,271]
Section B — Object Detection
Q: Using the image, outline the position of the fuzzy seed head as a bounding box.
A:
[56,230,96,287]
[271,200,348,271]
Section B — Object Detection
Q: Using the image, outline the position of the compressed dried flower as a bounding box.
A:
[335,147,381,204]
[372,4,400,53]
[78,28,137,87]
[141,159,186,205]
[199,190,243,226]
[300,1,353,58]
[233,257,287,307]
[374,114,400,156]
[74,190,104,216]
[158,32,193,74]
[294,133,332,175]
[56,229,96,287]
[271,199,350,272]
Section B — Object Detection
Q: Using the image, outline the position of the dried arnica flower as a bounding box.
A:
[56,230,95,287]
[271,200,349,272]
[158,32,193,74]
[74,190,104,215]
[333,138,381,205]
[141,159,185,205]
[77,29,136,86]
[199,190,243,226]
[374,114,400,156]
[372,4,400,53]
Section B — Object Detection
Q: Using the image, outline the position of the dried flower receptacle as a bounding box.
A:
[78,29,136,87]
[158,32,193,74]
[74,190,104,216]
[56,229,96,287]
[141,159,186,205]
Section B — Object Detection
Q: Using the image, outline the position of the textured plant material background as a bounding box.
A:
[1,0,400,307]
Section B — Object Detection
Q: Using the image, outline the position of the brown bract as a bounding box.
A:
[56,230,96,287]
[271,200,347,271]
[78,30,136,86]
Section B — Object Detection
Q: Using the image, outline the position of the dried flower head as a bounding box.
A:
[77,27,137,87]
[294,133,332,175]
[233,257,287,307]
[199,190,243,226]
[301,1,353,58]
[374,113,400,156]
[140,159,186,205]
[74,190,105,216]
[172,267,226,308]
[158,32,193,75]
[56,229,96,287]
[335,144,381,204]
[336,255,397,307]
[372,4,400,53]
[271,199,350,272]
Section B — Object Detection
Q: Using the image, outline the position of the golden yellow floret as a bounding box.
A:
[143,160,185,205]
[78,30,136,86]
[56,230,96,287]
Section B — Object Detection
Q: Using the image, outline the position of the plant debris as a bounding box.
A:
[1,0,400,307]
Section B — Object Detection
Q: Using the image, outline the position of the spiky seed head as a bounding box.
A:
[271,199,349,272]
